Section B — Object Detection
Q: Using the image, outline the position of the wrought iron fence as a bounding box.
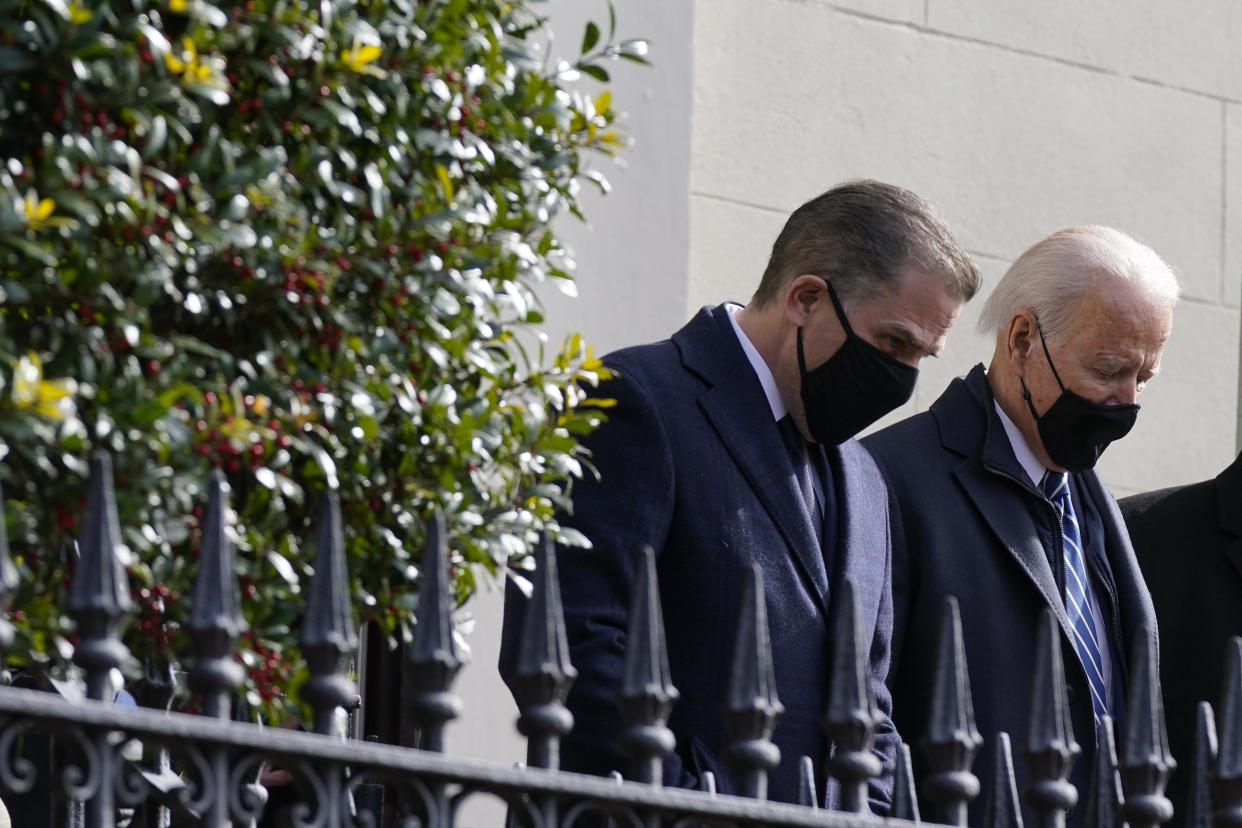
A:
[0,453,1232,828]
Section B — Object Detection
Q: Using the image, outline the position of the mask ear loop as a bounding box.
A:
[797,277,846,376]
[1033,317,1068,392]
[1020,316,1066,419]
[796,325,809,375]
[822,279,856,337]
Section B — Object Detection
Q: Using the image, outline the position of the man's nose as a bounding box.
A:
[1107,381,1140,406]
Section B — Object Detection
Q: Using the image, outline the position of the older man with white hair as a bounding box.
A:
[862,226,1179,827]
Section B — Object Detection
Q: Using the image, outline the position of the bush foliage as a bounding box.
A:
[0,0,644,719]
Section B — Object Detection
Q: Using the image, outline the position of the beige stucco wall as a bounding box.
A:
[689,0,1242,495]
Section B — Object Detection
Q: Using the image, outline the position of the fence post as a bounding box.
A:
[1023,609,1080,828]
[1214,637,1242,828]
[824,577,881,814]
[187,471,245,827]
[507,533,576,828]
[724,563,782,801]
[983,733,1021,828]
[1083,716,1121,828]
[406,511,463,828]
[68,453,132,828]
[189,473,245,721]
[301,490,359,828]
[407,510,463,755]
[893,743,921,823]
[617,545,677,788]
[1119,628,1174,828]
[922,596,981,826]
[300,490,359,739]
[508,533,576,771]
[799,756,820,810]
[1187,702,1217,828]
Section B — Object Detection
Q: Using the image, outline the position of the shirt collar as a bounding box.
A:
[993,399,1052,488]
[726,302,786,422]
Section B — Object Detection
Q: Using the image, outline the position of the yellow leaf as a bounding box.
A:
[595,90,611,113]
[68,2,92,23]
[341,40,383,73]
[579,397,617,408]
[435,164,454,201]
[22,191,57,230]
[11,352,76,422]
[170,0,188,10]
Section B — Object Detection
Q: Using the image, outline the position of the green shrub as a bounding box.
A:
[0,0,644,720]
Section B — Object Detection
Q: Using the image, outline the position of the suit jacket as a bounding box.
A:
[500,304,898,810]
[1120,452,1242,818]
[861,365,1157,828]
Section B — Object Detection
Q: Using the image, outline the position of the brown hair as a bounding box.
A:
[752,179,980,309]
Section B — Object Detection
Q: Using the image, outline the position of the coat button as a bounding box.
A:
[1065,682,1077,704]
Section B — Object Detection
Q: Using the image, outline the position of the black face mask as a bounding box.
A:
[797,281,918,446]
[1020,320,1139,473]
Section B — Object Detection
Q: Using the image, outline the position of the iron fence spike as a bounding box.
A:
[798,755,819,810]
[984,732,1023,828]
[921,595,981,826]
[617,545,678,786]
[893,743,920,823]
[723,562,782,800]
[188,472,246,719]
[407,509,464,752]
[68,451,132,702]
[1023,608,1080,828]
[1119,627,1174,828]
[301,489,359,736]
[1213,637,1242,828]
[510,532,577,770]
[824,576,881,813]
[1083,716,1122,828]
[1186,701,1216,828]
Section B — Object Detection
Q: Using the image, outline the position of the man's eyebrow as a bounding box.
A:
[886,323,939,357]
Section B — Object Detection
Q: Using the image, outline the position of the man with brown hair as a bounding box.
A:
[501,180,980,809]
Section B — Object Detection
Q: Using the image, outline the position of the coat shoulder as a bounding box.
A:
[1119,478,1213,528]
[860,410,943,481]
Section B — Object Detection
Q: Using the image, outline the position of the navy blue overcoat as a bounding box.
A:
[501,304,898,810]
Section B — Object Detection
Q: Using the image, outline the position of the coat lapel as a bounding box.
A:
[934,367,1076,640]
[677,306,831,615]
[832,440,887,624]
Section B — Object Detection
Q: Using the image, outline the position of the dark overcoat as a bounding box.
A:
[1120,451,1242,817]
[862,365,1157,827]
[500,304,898,810]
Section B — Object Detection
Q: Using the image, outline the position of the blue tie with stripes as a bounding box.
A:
[1042,471,1109,722]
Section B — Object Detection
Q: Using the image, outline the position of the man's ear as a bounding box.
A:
[784,274,826,326]
[1005,311,1037,373]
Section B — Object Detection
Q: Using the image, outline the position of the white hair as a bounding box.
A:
[978,225,1181,344]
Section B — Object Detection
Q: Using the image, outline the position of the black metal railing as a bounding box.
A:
[0,453,1231,827]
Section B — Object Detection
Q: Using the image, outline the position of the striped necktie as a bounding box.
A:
[1041,471,1109,721]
